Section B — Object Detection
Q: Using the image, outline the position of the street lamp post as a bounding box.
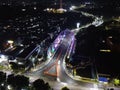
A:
[76,22,80,29]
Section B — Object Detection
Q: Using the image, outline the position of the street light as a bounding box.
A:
[7,85,12,90]
[7,40,14,47]
[0,55,6,59]
[76,22,80,28]
[7,40,14,44]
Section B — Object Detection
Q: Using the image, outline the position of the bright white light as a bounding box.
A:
[7,85,12,90]
[102,40,105,43]
[20,44,24,46]
[90,84,98,90]
[50,8,53,11]
[64,9,67,12]
[69,7,73,10]
[63,34,65,38]
[57,78,68,87]
[18,62,23,65]
[21,88,26,90]
[0,55,6,59]
[76,23,80,28]
[90,88,98,90]
[8,40,14,44]
[103,82,108,84]
[93,84,98,88]
[0,55,7,62]
[54,44,58,48]
[67,56,69,59]
[100,49,111,52]
[57,77,60,82]
[30,19,33,22]
[108,36,112,39]
[22,8,26,11]
[58,61,60,65]
[61,82,68,86]
[46,8,49,11]
[71,6,75,8]
[57,8,67,13]
[10,59,17,62]
[34,7,37,10]
[70,5,76,10]
[1,83,4,86]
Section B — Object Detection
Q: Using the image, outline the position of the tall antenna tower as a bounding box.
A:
[57,0,66,13]
[60,0,62,9]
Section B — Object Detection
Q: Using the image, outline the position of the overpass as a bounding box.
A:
[47,29,75,60]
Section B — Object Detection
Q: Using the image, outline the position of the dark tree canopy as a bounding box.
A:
[33,79,51,90]
[14,75,29,87]
[0,71,6,84]
[7,74,29,89]
[61,86,70,90]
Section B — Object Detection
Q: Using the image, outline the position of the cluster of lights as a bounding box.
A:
[69,6,76,11]
[44,8,67,13]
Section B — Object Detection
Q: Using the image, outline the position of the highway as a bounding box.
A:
[24,30,102,90]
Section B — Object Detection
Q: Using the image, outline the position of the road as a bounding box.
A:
[24,30,103,90]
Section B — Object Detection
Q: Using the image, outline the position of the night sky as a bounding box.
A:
[0,0,119,3]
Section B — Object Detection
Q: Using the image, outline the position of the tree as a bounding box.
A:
[7,74,15,87]
[0,71,6,90]
[61,86,70,90]
[44,82,51,90]
[14,75,29,89]
[0,71,6,84]
[114,78,120,86]
[7,74,29,90]
[33,79,51,90]
[33,79,45,90]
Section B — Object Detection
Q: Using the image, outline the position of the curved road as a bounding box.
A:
[25,30,99,90]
